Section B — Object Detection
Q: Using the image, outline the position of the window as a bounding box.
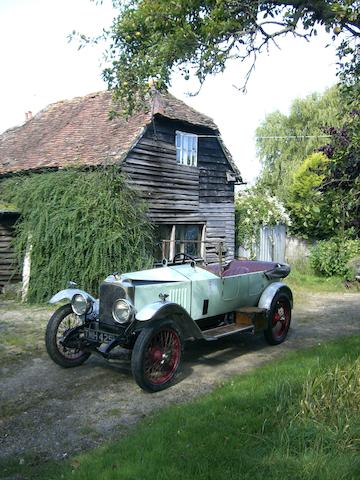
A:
[154,225,173,260]
[175,225,202,257]
[154,224,205,261]
[176,131,198,167]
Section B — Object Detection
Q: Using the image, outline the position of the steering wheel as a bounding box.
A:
[173,252,196,264]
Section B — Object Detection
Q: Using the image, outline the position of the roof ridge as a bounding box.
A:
[0,90,241,180]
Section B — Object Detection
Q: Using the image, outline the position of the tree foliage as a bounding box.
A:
[0,168,154,303]
[99,0,360,112]
[319,107,360,233]
[286,152,340,238]
[256,86,342,199]
[255,83,359,240]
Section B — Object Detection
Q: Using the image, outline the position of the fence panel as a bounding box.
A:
[237,224,286,263]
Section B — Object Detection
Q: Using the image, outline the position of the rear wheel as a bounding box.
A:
[264,294,291,345]
[45,304,90,367]
[131,320,182,392]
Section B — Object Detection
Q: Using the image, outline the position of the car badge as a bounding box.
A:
[159,293,169,302]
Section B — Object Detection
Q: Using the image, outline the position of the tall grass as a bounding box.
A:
[285,257,348,297]
[296,358,360,451]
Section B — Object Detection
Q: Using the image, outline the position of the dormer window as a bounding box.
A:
[176,131,198,167]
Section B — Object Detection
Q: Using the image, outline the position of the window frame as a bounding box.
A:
[175,131,198,167]
[155,223,206,261]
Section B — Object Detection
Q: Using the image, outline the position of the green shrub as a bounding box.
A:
[0,168,154,303]
[310,237,360,278]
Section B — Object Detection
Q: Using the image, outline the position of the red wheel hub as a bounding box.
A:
[150,347,164,363]
[272,300,290,341]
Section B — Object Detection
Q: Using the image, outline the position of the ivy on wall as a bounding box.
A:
[0,168,154,303]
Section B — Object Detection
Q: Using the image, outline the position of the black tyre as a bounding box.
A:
[131,320,182,392]
[45,304,90,368]
[264,294,291,345]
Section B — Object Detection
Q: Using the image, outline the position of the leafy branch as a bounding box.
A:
[76,0,360,113]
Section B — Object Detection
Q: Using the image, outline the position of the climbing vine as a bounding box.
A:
[0,168,154,303]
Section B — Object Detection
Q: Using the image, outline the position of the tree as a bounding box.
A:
[318,108,360,235]
[99,0,360,112]
[255,86,342,199]
[253,81,359,239]
[256,86,359,239]
[285,152,340,238]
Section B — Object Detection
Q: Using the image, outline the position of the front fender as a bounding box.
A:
[49,289,99,320]
[135,301,203,340]
[49,288,97,305]
[258,282,293,311]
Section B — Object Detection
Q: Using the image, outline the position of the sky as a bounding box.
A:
[0,0,339,184]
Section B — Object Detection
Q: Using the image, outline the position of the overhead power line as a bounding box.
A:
[256,135,332,139]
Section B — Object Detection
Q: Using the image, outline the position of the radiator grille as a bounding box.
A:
[99,282,126,325]
[168,287,188,309]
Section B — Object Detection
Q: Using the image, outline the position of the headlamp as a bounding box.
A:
[71,294,91,316]
[112,299,133,324]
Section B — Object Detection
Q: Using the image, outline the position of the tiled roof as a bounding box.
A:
[0,91,241,178]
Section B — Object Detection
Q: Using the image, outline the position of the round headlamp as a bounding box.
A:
[112,299,133,324]
[71,294,91,316]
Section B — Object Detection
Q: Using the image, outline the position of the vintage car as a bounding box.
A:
[45,252,293,392]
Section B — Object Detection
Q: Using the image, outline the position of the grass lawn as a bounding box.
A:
[286,269,349,293]
[284,262,358,305]
[3,334,360,480]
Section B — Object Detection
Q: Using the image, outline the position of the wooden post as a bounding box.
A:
[201,224,207,261]
[21,235,32,302]
[169,225,176,261]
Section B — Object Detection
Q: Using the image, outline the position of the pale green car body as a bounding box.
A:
[47,258,292,391]
[118,263,273,321]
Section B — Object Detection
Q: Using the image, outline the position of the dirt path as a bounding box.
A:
[0,292,359,467]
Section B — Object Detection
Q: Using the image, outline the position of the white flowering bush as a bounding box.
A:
[235,190,291,257]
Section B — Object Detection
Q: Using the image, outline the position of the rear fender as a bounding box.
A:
[258,282,293,311]
[135,301,202,340]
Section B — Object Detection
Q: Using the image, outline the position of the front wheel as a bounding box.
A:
[45,304,90,367]
[264,294,291,345]
[131,320,182,392]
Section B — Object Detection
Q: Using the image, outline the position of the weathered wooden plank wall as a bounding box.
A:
[123,116,236,263]
[199,203,235,262]
[0,215,21,292]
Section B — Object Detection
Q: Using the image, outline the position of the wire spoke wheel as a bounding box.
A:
[45,304,90,368]
[264,294,291,345]
[144,329,181,385]
[132,321,182,392]
[56,311,84,360]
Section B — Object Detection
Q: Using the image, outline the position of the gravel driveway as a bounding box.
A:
[0,291,359,467]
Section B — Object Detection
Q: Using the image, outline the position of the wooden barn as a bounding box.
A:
[0,209,21,292]
[0,91,242,276]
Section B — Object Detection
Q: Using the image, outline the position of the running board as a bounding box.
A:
[203,323,254,341]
